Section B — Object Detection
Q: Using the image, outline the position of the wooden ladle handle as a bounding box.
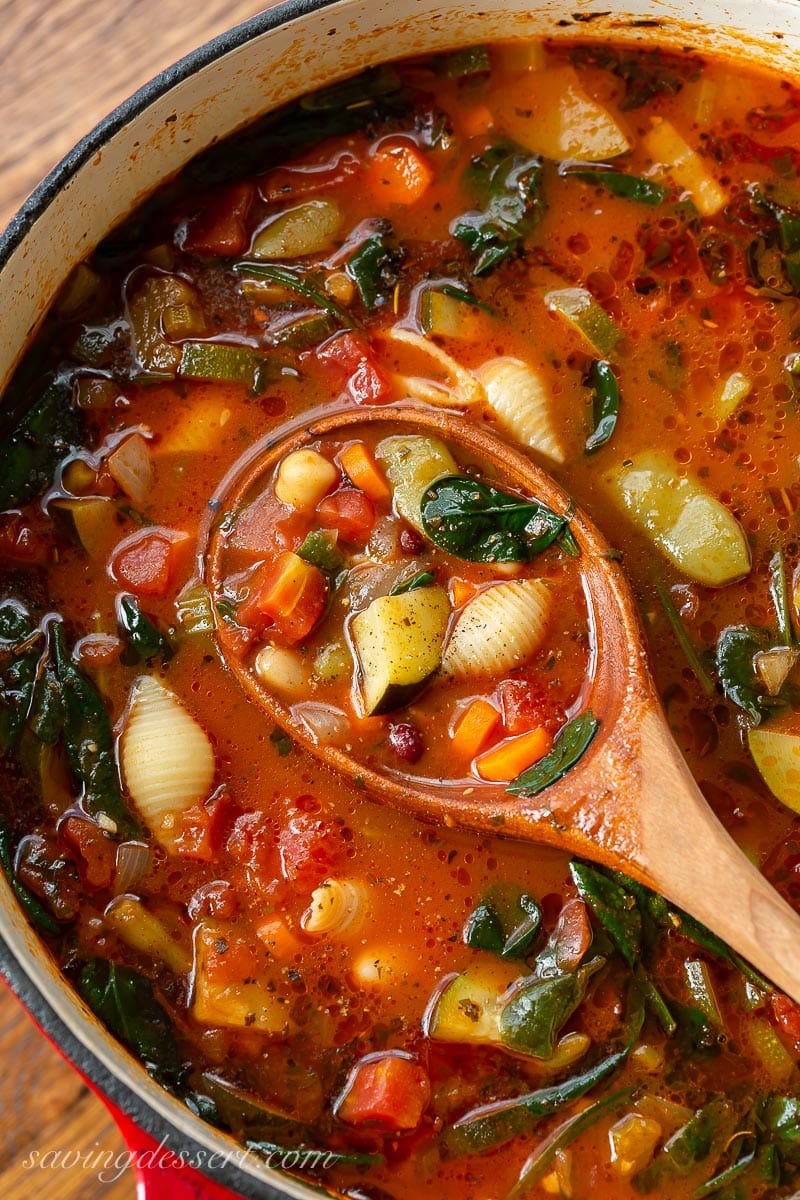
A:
[635,706,800,1003]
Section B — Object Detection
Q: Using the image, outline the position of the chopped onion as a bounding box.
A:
[113,840,153,895]
[107,433,154,507]
[290,702,349,743]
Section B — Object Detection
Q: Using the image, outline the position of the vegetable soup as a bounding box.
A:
[4,33,800,1200]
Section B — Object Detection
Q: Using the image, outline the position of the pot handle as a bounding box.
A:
[107,1099,243,1200]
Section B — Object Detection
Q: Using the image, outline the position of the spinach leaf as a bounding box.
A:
[570,861,641,967]
[444,989,644,1156]
[500,958,603,1057]
[118,595,173,665]
[390,570,436,597]
[52,623,140,838]
[507,711,599,797]
[761,1096,800,1166]
[585,360,621,454]
[570,860,676,1034]
[28,655,64,745]
[715,625,771,723]
[0,823,61,934]
[693,1147,756,1199]
[666,1099,737,1174]
[347,229,400,311]
[566,166,668,206]
[452,142,546,276]
[464,884,542,959]
[0,381,81,508]
[77,959,183,1085]
[421,475,572,563]
[0,602,41,754]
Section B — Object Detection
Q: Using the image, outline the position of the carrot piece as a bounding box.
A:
[452,699,501,760]
[475,726,553,782]
[238,551,327,643]
[338,1053,431,1130]
[450,578,478,608]
[255,916,303,959]
[367,141,434,206]
[459,104,495,138]
[340,442,392,504]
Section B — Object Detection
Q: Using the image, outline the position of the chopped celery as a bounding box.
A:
[175,584,214,638]
[128,274,204,374]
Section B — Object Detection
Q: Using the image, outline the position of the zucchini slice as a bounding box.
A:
[376,434,458,533]
[350,585,450,716]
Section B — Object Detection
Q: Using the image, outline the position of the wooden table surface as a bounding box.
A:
[0,3,270,1195]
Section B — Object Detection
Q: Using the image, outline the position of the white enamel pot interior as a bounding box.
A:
[2,1,800,1197]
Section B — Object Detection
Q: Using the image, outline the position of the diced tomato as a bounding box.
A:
[182,182,255,257]
[317,488,375,546]
[498,678,566,736]
[337,1053,431,1130]
[173,794,238,861]
[278,812,343,892]
[59,816,116,890]
[0,511,50,564]
[258,148,361,204]
[237,551,327,643]
[771,993,800,1050]
[316,332,393,405]
[110,527,192,598]
[204,932,260,987]
[227,811,280,889]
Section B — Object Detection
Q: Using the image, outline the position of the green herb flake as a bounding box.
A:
[270,727,293,757]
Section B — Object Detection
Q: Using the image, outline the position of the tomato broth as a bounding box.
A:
[2,35,800,1200]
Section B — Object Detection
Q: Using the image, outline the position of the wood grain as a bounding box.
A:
[0,3,269,1194]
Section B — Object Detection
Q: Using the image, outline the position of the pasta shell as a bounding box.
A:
[441,579,552,680]
[302,878,368,936]
[120,676,215,848]
[478,357,565,464]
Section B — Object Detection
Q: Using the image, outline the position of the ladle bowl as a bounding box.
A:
[206,405,800,1003]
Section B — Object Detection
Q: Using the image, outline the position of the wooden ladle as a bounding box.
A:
[206,405,800,1003]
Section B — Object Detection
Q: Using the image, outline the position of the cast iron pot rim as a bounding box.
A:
[0,2,342,1198]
